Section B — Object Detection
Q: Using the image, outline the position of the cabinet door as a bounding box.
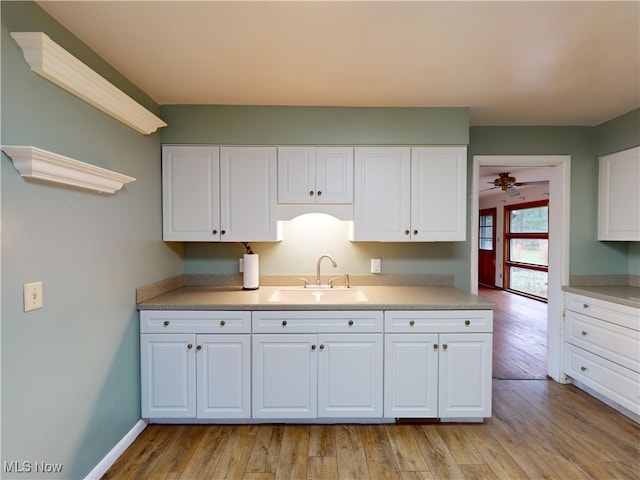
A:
[438,333,492,418]
[277,146,316,204]
[316,147,353,204]
[353,147,411,241]
[220,146,280,241]
[162,146,220,241]
[252,334,317,418]
[141,334,196,418]
[411,147,467,241]
[318,334,383,418]
[197,335,251,419]
[598,146,640,241]
[384,334,439,418]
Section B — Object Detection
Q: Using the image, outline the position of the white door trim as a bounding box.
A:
[471,155,571,383]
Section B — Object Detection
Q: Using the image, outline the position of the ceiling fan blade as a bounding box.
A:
[513,180,549,186]
[480,186,499,192]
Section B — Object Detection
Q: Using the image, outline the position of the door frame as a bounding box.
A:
[478,207,497,287]
[471,155,571,383]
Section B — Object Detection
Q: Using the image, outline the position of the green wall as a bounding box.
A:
[1,2,181,478]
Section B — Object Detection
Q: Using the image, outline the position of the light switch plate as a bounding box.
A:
[371,258,381,274]
[24,281,43,312]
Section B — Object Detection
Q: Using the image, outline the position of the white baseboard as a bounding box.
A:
[84,419,148,480]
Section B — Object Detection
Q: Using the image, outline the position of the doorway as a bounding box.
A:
[471,155,571,383]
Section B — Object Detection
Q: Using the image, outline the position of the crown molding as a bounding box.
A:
[2,145,136,194]
[10,32,167,135]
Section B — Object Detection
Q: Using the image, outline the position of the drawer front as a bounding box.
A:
[140,310,251,334]
[565,310,640,372]
[564,344,640,415]
[565,293,639,331]
[252,311,383,333]
[384,310,493,333]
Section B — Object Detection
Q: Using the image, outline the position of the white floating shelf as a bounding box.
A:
[10,32,167,135]
[2,145,136,194]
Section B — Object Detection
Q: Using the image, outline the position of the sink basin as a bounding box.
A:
[268,288,368,303]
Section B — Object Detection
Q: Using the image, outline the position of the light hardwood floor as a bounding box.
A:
[104,291,639,479]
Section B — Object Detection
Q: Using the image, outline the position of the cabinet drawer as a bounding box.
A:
[564,344,640,415]
[565,293,639,331]
[384,310,493,333]
[252,311,383,333]
[565,310,640,372]
[140,310,251,334]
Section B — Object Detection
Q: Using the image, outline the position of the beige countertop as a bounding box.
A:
[563,285,640,309]
[137,285,497,311]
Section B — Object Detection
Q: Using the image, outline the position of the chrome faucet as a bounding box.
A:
[316,254,337,287]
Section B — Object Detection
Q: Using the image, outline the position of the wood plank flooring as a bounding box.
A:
[103,289,639,479]
[103,380,639,479]
[478,287,548,380]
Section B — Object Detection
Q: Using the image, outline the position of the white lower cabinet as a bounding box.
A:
[140,311,251,420]
[252,311,384,419]
[140,308,494,422]
[384,311,493,419]
[564,292,640,417]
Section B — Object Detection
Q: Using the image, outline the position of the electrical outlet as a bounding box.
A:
[24,281,43,312]
[239,258,244,273]
[370,258,381,274]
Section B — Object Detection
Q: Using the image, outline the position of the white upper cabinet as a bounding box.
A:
[278,146,353,204]
[220,146,280,242]
[352,146,467,241]
[162,145,281,242]
[598,146,640,241]
[162,145,220,241]
[411,147,467,241]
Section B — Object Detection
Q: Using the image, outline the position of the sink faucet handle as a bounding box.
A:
[328,277,339,288]
[298,277,309,288]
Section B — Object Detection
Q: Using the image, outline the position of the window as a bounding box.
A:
[479,212,494,251]
[504,200,549,300]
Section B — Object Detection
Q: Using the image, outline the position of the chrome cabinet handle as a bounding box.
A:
[309,190,315,196]
[282,320,287,326]
[409,320,415,326]
[465,320,471,326]
[187,344,193,349]
[319,344,325,350]
[405,229,410,235]
[212,229,218,235]
[348,320,354,326]
[163,321,170,326]
[433,344,438,349]
[583,304,589,309]
[442,344,448,350]
[196,345,202,351]
[220,320,226,326]
[317,191,322,196]
[311,344,316,350]
[581,366,587,371]
[581,330,587,336]
[413,229,418,235]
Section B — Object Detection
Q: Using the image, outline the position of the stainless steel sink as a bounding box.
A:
[268,288,368,303]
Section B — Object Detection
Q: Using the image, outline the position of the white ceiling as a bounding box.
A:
[36,1,639,127]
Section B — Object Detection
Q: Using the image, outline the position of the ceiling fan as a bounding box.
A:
[481,172,549,196]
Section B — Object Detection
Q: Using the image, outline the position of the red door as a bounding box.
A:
[478,208,496,287]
